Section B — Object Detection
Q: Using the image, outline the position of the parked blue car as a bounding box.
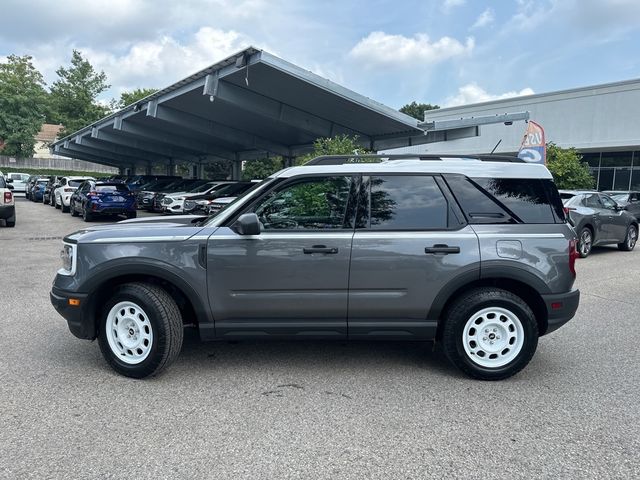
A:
[69,181,137,222]
[31,179,49,202]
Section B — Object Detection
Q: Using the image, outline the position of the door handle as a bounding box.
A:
[425,244,460,255]
[303,245,339,254]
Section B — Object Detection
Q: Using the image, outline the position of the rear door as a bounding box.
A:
[347,174,480,339]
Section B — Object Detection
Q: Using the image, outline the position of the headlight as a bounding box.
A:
[58,243,77,276]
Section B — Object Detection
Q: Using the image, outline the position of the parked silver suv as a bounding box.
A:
[50,155,580,380]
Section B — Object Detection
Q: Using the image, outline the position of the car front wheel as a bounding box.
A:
[618,224,638,251]
[442,288,538,381]
[98,282,184,378]
[70,200,79,217]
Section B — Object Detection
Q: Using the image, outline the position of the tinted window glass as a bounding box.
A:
[583,194,602,208]
[254,176,353,230]
[0,177,6,188]
[600,194,616,209]
[445,175,514,224]
[68,180,85,188]
[472,178,556,224]
[363,176,448,230]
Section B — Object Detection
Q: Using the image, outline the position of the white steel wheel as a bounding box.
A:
[105,301,154,365]
[462,307,525,368]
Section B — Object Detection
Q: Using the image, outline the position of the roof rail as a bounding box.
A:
[304,154,525,166]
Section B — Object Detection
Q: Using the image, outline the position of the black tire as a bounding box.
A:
[70,201,79,217]
[82,206,93,222]
[442,287,538,381]
[578,227,593,258]
[98,282,183,378]
[618,224,638,251]
[61,202,69,213]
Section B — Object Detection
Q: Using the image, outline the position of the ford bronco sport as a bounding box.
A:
[50,155,580,380]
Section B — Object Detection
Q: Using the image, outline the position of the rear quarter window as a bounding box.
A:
[445,175,561,224]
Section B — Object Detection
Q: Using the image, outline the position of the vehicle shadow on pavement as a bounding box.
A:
[172,328,463,378]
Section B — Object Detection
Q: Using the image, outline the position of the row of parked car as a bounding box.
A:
[9,171,259,222]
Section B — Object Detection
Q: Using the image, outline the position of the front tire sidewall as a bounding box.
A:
[444,291,538,380]
[98,286,177,378]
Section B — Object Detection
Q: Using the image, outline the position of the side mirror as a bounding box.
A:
[7,184,14,190]
[615,204,626,211]
[231,213,261,235]
[6,178,13,183]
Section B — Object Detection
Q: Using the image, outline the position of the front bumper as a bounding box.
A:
[50,287,94,340]
[541,288,580,335]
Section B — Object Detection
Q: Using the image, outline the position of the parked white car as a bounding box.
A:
[0,174,16,227]
[161,181,231,214]
[6,173,29,194]
[54,176,95,212]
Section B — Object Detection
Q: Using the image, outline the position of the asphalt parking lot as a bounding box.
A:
[1,197,639,479]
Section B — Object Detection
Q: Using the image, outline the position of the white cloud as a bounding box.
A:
[442,0,466,13]
[472,8,495,29]
[349,32,474,68]
[444,83,534,107]
[78,27,255,95]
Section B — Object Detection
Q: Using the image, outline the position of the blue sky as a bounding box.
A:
[1,0,640,109]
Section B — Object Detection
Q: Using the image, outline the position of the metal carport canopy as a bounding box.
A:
[50,47,429,176]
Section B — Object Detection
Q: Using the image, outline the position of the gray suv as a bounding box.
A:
[50,155,580,380]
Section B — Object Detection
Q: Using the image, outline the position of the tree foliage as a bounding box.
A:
[0,55,48,157]
[242,157,283,180]
[298,134,370,165]
[546,142,595,189]
[399,101,439,121]
[49,50,110,137]
[117,88,159,109]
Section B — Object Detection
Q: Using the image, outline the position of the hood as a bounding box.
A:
[64,215,210,244]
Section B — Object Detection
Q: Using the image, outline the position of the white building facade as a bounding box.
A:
[394,78,640,191]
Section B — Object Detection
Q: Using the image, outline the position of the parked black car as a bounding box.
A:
[604,190,640,221]
[43,177,60,205]
[560,190,638,257]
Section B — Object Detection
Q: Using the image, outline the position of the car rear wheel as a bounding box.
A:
[98,282,183,378]
[578,227,593,258]
[618,224,637,251]
[442,288,538,380]
[82,206,93,222]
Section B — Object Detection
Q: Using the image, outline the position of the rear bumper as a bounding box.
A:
[50,287,94,340]
[541,288,580,335]
[0,205,15,219]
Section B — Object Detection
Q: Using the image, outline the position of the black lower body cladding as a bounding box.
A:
[541,289,580,335]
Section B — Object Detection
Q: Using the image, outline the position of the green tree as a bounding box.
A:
[298,134,370,164]
[117,88,159,108]
[546,142,594,189]
[399,101,439,121]
[49,50,110,137]
[0,55,48,157]
[242,157,283,180]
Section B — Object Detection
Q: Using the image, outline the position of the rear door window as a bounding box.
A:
[358,175,449,230]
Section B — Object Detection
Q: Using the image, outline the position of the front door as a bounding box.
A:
[600,193,628,240]
[207,175,357,338]
[348,175,480,339]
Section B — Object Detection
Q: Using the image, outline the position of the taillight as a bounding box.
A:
[569,239,578,277]
[4,191,12,203]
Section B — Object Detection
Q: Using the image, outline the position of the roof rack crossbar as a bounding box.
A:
[304,154,525,166]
